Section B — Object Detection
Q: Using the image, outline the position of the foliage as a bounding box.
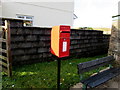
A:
[78,27,93,30]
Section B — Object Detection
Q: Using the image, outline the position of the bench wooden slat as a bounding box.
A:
[79,62,111,74]
[77,56,115,74]
[81,68,116,85]
[88,68,120,88]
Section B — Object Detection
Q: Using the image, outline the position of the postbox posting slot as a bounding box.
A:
[60,31,70,33]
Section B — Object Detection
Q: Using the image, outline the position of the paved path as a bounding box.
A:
[70,75,120,90]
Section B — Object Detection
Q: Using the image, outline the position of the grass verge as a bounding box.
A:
[2,54,107,88]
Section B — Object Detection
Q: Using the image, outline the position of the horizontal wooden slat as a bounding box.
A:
[0,60,7,67]
[0,70,7,73]
[0,55,7,61]
[0,67,8,73]
[77,56,115,74]
[0,38,7,42]
[0,48,7,53]
[1,26,6,30]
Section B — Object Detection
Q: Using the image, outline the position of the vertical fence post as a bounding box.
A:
[0,21,2,90]
[5,20,12,77]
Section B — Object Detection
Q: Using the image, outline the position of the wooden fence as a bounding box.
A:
[1,18,110,67]
[10,29,110,65]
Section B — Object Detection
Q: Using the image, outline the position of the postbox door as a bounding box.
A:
[59,37,70,57]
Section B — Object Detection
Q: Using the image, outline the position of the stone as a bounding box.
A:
[108,15,120,67]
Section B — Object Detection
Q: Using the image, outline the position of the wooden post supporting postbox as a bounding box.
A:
[51,25,70,89]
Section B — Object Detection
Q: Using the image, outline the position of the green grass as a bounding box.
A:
[2,54,107,88]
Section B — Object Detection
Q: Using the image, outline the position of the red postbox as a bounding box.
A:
[51,25,70,58]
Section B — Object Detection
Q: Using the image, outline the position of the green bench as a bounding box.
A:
[77,56,120,90]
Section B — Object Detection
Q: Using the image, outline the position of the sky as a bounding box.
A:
[73,0,120,28]
[1,0,119,28]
